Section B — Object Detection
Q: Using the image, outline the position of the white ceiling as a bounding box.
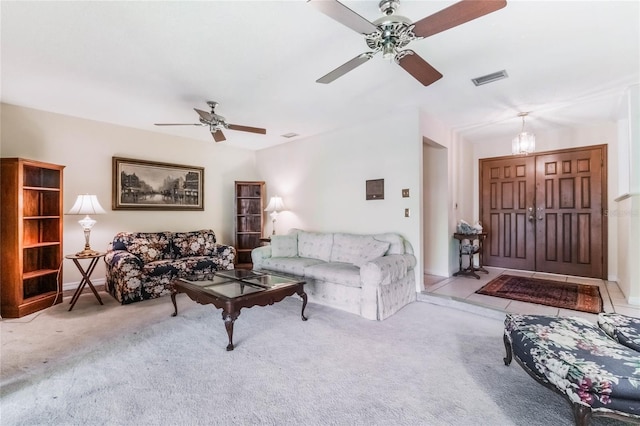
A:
[2,1,638,150]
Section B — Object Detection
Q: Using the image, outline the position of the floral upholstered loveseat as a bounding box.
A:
[251,229,417,320]
[503,313,640,425]
[105,230,235,304]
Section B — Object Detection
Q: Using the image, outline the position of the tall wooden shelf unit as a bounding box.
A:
[1,158,65,318]
[234,181,265,269]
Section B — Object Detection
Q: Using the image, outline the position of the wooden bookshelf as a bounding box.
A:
[1,158,64,318]
[234,181,265,269]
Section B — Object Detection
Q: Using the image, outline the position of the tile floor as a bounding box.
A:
[420,267,640,321]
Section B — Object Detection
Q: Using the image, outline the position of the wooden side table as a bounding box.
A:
[452,233,488,279]
[65,252,106,311]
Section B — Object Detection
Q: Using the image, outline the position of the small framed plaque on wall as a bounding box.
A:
[366,179,384,200]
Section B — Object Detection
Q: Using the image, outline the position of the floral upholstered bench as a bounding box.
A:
[503,313,640,425]
[598,313,640,352]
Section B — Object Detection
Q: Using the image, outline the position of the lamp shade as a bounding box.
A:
[67,194,107,215]
[264,196,286,213]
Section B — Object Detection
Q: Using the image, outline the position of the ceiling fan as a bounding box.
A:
[154,101,266,142]
[309,0,507,86]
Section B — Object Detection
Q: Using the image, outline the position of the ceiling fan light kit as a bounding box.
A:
[309,0,507,86]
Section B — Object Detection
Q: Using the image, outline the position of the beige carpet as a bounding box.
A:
[0,291,627,425]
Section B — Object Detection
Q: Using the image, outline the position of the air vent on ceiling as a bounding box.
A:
[281,132,299,138]
[471,70,508,86]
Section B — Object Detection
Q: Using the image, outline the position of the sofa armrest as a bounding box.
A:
[212,244,236,270]
[360,254,416,287]
[251,246,272,269]
[105,250,143,269]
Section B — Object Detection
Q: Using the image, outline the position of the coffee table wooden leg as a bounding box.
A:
[298,290,308,321]
[223,311,239,351]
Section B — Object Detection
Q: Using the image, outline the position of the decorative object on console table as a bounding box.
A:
[234,181,265,269]
[1,158,65,318]
[264,196,286,235]
[66,194,106,257]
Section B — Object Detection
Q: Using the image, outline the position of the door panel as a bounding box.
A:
[535,148,604,278]
[479,146,606,279]
[480,156,536,270]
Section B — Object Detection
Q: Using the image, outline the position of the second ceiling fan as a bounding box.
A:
[309,0,507,86]
[154,101,266,142]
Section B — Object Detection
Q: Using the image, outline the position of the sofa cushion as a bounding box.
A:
[598,313,640,352]
[271,234,298,258]
[142,259,178,277]
[304,262,361,288]
[297,231,333,262]
[373,233,405,255]
[262,257,325,276]
[172,230,217,257]
[118,232,173,263]
[330,233,389,266]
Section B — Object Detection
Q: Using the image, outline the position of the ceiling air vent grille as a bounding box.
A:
[472,70,508,86]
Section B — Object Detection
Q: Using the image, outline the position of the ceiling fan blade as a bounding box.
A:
[212,130,226,142]
[227,124,267,134]
[194,108,213,122]
[316,52,375,84]
[308,0,378,35]
[412,0,507,38]
[396,51,443,86]
[154,123,203,126]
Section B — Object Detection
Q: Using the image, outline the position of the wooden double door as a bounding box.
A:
[480,145,607,279]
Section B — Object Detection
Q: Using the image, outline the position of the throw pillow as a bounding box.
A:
[353,239,390,266]
[372,233,405,255]
[271,234,298,258]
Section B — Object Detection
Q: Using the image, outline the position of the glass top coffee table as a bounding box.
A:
[170,269,307,351]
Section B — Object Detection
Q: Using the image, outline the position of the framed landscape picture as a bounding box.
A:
[112,157,204,210]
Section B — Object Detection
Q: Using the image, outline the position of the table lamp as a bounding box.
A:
[67,194,107,257]
[264,196,286,235]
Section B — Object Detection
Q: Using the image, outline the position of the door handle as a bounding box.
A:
[528,207,534,222]
[537,206,544,220]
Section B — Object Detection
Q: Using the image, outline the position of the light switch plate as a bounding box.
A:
[404,208,410,217]
[402,188,410,198]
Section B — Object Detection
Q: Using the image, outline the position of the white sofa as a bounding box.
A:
[251,229,417,320]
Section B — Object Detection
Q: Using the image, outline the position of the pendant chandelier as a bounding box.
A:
[512,112,535,155]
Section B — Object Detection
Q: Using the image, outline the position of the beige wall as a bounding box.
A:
[0,103,258,287]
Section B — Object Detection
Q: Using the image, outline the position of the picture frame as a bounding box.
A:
[112,157,204,210]
[366,178,384,200]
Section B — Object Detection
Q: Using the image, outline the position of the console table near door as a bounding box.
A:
[453,233,488,279]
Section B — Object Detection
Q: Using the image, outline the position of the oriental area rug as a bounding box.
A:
[476,274,603,314]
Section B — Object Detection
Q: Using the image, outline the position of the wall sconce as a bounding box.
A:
[264,196,286,235]
[66,194,106,257]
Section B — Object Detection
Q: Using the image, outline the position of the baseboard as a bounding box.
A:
[629,296,640,306]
